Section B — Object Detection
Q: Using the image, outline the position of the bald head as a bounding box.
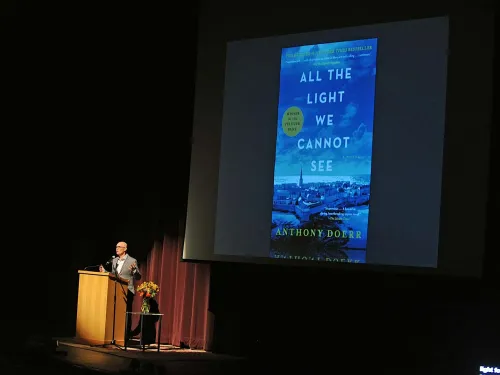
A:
[116,241,128,258]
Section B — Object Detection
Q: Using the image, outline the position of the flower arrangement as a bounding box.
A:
[137,281,160,313]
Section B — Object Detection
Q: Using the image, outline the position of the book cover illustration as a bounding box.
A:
[271,38,378,264]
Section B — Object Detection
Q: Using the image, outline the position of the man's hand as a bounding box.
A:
[129,262,137,272]
[99,265,105,272]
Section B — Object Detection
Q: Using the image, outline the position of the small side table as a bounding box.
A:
[124,312,164,352]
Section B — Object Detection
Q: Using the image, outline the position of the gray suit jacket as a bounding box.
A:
[104,254,142,294]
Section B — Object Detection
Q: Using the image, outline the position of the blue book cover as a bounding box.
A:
[271,38,378,264]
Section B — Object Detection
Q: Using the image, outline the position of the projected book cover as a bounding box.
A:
[271,38,378,264]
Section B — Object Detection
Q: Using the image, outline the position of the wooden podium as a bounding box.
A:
[75,270,129,346]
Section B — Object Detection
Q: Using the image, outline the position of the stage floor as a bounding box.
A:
[53,338,247,374]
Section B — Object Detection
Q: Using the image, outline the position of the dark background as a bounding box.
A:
[7,1,499,372]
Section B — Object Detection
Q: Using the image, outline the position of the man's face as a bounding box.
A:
[116,242,127,257]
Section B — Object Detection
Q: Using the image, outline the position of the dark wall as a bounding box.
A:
[13,2,198,342]
[210,265,500,372]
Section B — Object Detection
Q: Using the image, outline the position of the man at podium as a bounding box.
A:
[99,241,141,334]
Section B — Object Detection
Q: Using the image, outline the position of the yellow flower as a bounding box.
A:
[137,280,159,297]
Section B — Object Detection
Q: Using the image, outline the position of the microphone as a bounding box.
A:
[106,256,116,265]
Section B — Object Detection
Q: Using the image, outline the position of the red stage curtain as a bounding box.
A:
[132,235,213,350]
